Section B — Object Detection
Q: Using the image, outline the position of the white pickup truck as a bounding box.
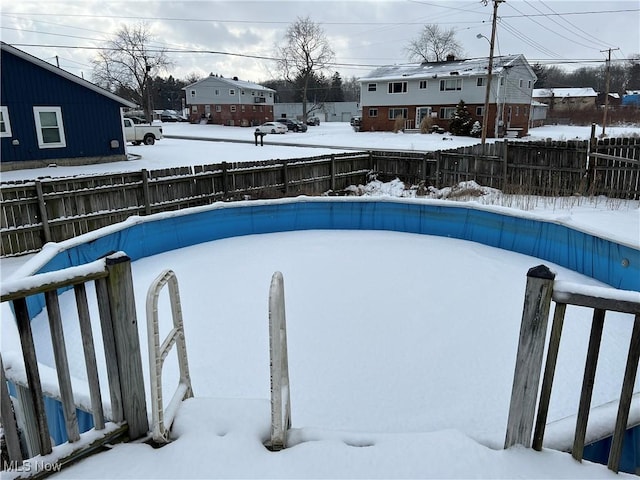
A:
[123,118,163,145]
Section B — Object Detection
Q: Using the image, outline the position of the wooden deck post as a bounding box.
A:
[504,264,555,449]
[35,180,52,244]
[105,254,149,440]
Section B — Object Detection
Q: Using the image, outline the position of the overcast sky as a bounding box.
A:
[1,0,638,84]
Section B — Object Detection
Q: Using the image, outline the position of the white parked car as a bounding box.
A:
[256,122,287,134]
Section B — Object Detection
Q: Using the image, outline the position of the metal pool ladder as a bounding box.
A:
[146,269,194,444]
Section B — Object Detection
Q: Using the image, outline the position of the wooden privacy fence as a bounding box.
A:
[1,139,639,257]
[0,253,148,475]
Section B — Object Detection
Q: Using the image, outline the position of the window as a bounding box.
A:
[241,90,245,95]
[368,83,377,92]
[215,105,221,112]
[519,79,524,88]
[215,89,220,95]
[191,106,198,113]
[476,106,484,116]
[440,79,462,91]
[515,106,520,116]
[229,89,235,96]
[33,106,66,148]
[241,105,245,112]
[230,105,237,112]
[388,108,407,119]
[477,77,486,87]
[0,106,11,137]
[528,80,532,89]
[439,107,456,119]
[369,108,378,117]
[419,80,427,89]
[190,90,196,97]
[387,82,407,94]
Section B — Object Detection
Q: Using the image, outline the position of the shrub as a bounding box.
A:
[449,100,473,136]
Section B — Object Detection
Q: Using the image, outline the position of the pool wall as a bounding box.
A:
[9,197,639,471]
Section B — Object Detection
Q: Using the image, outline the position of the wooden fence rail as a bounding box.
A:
[2,139,639,257]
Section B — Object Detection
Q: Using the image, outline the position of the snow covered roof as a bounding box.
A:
[532,87,597,99]
[359,54,533,82]
[531,100,548,107]
[183,75,274,92]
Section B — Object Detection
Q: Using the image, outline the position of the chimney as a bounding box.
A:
[446,54,455,62]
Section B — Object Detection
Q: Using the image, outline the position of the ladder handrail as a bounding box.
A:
[146,269,194,444]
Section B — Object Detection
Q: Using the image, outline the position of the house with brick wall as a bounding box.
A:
[183,75,276,126]
[358,54,536,137]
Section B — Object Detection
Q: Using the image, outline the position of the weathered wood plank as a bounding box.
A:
[504,265,556,449]
[44,289,80,442]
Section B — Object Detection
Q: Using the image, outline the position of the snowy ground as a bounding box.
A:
[1,123,639,478]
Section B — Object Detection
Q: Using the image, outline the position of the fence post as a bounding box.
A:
[221,162,229,199]
[34,180,52,244]
[105,254,149,440]
[504,264,555,449]
[282,160,289,195]
[330,155,336,191]
[141,169,151,215]
[434,151,441,188]
[502,139,509,191]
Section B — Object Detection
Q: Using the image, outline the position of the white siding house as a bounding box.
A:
[359,54,536,137]
[183,75,276,126]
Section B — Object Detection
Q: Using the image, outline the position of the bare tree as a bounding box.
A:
[406,24,463,62]
[275,16,335,122]
[92,22,172,122]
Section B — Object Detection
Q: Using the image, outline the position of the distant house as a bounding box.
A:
[358,54,537,137]
[1,42,136,171]
[274,102,360,123]
[183,75,276,126]
[529,101,548,128]
[532,87,597,111]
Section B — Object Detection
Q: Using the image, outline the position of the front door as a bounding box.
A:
[416,107,432,127]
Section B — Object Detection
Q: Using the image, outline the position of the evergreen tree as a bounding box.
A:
[327,72,345,102]
[449,100,473,136]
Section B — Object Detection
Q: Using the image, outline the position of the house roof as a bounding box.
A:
[532,87,597,99]
[183,75,275,92]
[1,42,136,108]
[358,54,535,82]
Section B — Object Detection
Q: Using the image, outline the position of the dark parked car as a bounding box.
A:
[160,112,188,122]
[307,116,320,126]
[276,118,307,132]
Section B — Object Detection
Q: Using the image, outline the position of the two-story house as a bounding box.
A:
[183,75,276,126]
[358,54,537,137]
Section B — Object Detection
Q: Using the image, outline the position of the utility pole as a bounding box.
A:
[600,48,619,137]
[481,0,505,148]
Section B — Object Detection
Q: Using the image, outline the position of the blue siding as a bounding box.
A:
[1,49,128,164]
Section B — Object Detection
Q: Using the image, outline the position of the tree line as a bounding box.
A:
[532,60,640,93]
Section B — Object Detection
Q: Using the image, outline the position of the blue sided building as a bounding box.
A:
[0,42,136,171]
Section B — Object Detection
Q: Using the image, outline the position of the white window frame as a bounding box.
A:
[215,105,221,112]
[229,89,236,96]
[388,81,408,94]
[476,106,484,116]
[230,105,237,112]
[368,83,377,92]
[33,106,66,148]
[190,90,196,97]
[388,108,407,119]
[419,80,428,89]
[439,107,456,119]
[0,106,12,137]
[440,79,462,91]
[369,108,378,117]
[477,77,486,87]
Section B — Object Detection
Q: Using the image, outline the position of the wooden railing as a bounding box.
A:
[0,253,148,476]
[504,265,640,473]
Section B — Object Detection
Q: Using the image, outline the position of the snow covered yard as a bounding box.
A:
[1,122,639,478]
